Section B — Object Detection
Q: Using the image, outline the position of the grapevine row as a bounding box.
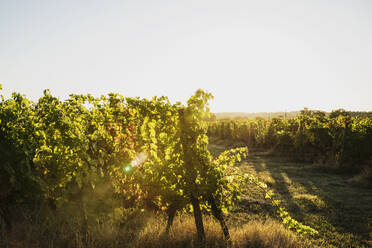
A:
[0,86,316,246]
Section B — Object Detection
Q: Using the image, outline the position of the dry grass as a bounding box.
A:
[129,215,308,248]
[1,212,311,248]
[232,219,309,248]
[0,207,150,248]
[129,215,224,248]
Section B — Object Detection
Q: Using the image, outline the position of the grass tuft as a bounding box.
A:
[129,215,307,248]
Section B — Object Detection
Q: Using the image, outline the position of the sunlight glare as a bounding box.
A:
[131,151,147,167]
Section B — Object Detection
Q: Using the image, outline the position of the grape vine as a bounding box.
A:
[0,86,317,246]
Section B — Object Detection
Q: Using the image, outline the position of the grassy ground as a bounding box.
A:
[0,210,312,248]
[209,139,372,248]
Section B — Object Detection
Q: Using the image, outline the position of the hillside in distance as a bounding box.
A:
[214,111,301,120]
[214,110,372,120]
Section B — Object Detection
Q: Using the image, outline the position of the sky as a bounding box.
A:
[0,0,371,112]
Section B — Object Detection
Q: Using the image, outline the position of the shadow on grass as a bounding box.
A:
[239,153,372,247]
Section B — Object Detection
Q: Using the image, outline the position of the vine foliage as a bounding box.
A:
[0,85,316,245]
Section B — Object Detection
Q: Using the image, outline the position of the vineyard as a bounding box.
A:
[208,109,372,175]
[1,86,371,247]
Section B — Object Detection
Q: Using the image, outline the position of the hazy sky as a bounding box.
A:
[1,0,371,112]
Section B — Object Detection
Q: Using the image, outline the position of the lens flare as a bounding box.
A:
[124,165,132,172]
